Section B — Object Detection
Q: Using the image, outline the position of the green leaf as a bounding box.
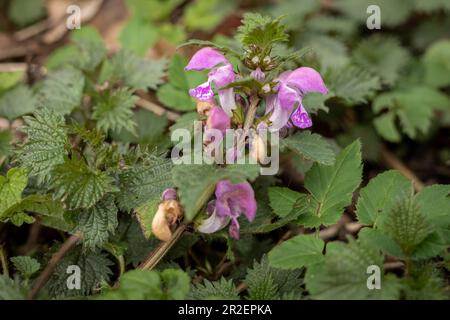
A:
[414,185,450,229]
[326,65,381,104]
[117,155,173,211]
[281,131,335,166]
[353,36,411,86]
[134,197,159,238]
[71,26,108,71]
[119,17,159,56]
[372,86,450,141]
[373,111,402,142]
[302,92,330,114]
[46,247,113,298]
[50,158,116,209]
[98,269,190,300]
[0,71,25,94]
[17,109,67,181]
[0,130,11,157]
[184,0,233,32]
[268,235,325,269]
[110,50,166,90]
[8,0,45,27]
[422,40,450,88]
[92,88,138,134]
[172,164,260,220]
[305,238,401,300]
[75,195,118,249]
[0,168,28,219]
[10,256,40,278]
[0,275,26,300]
[37,67,85,115]
[245,255,303,300]
[401,263,448,300]
[267,187,303,218]
[0,85,36,120]
[188,278,239,300]
[126,0,184,22]
[302,34,349,70]
[356,170,411,226]
[297,140,362,228]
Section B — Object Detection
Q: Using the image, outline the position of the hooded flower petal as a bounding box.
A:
[189,81,215,101]
[215,180,257,222]
[291,104,312,128]
[197,201,230,234]
[285,67,328,95]
[185,47,229,71]
[229,218,240,240]
[161,188,177,201]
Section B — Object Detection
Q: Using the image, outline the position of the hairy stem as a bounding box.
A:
[28,233,81,300]
[138,224,187,270]
[0,245,9,277]
[243,96,260,131]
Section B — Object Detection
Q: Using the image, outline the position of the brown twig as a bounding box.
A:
[0,63,27,73]
[138,224,186,270]
[381,146,425,192]
[135,98,181,122]
[0,245,9,277]
[28,233,81,300]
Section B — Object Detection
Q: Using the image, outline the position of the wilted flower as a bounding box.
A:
[265,67,328,131]
[185,47,236,115]
[152,189,182,241]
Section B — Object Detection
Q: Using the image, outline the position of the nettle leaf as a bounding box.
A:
[381,196,433,257]
[0,130,12,157]
[268,235,325,269]
[75,195,118,249]
[372,86,450,141]
[135,198,159,238]
[356,170,411,226]
[188,278,239,300]
[414,0,450,13]
[237,13,289,49]
[332,0,413,28]
[305,238,401,300]
[414,185,450,230]
[37,67,85,115]
[157,54,206,111]
[302,34,349,70]
[119,17,159,56]
[98,269,190,300]
[352,36,411,86]
[295,140,362,228]
[172,164,260,220]
[281,131,335,165]
[92,88,138,134]
[401,264,448,300]
[184,0,234,32]
[10,256,41,279]
[326,65,380,104]
[46,247,113,298]
[126,0,183,22]
[422,40,450,88]
[302,92,330,114]
[18,109,68,181]
[50,158,116,210]
[0,71,25,94]
[110,50,166,90]
[268,187,302,218]
[72,26,108,71]
[0,275,26,300]
[117,155,173,211]
[0,85,36,120]
[245,255,303,300]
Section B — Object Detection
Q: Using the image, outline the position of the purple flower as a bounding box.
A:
[265,67,328,132]
[250,67,265,82]
[197,200,230,235]
[161,188,177,201]
[185,47,236,115]
[214,180,257,239]
[206,106,231,134]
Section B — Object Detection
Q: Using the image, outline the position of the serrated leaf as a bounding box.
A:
[282,131,335,165]
[110,50,166,90]
[119,17,158,56]
[0,168,27,216]
[75,195,118,249]
[356,170,411,226]
[17,109,67,181]
[98,269,190,300]
[302,34,349,70]
[92,88,137,134]
[50,158,116,209]
[373,111,401,142]
[0,275,26,300]
[188,278,239,300]
[184,0,233,32]
[135,197,159,238]
[296,140,362,228]
[0,130,12,157]
[0,85,36,120]
[71,26,108,71]
[46,247,113,298]
[326,65,380,104]
[268,235,325,269]
[37,67,85,115]
[353,36,411,86]
[267,187,302,218]
[117,155,173,211]
[0,71,25,94]
[10,256,40,278]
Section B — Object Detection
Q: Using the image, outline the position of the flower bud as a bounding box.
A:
[196,100,215,115]
[250,134,266,164]
[251,56,260,65]
[152,200,182,242]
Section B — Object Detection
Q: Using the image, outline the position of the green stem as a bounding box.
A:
[117,255,125,276]
[243,95,260,131]
[0,245,9,277]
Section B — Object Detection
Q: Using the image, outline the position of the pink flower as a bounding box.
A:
[185,47,236,115]
[265,67,328,131]
[206,106,231,134]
